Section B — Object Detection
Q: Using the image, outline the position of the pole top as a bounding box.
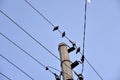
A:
[58,42,67,50]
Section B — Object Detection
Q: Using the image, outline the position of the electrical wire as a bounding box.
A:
[84,57,103,80]
[0,32,73,79]
[77,52,103,80]
[80,0,104,80]
[47,66,61,72]
[0,10,60,61]
[0,72,11,80]
[82,0,87,55]
[0,32,57,76]
[24,0,75,46]
[0,32,74,80]
[25,0,54,27]
[81,0,88,74]
[0,54,34,80]
[0,10,76,74]
[47,66,73,79]
[22,2,103,80]
[0,32,46,68]
[0,10,103,80]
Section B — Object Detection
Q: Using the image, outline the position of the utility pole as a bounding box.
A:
[58,42,73,80]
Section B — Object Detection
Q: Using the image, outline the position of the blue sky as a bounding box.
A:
[0,0,120,80]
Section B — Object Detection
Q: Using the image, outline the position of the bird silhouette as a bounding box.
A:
[76,47,80,54]
[62,32,65,38]
[45,67,49,70]
[53,26,59,31]
[81,55,84,63]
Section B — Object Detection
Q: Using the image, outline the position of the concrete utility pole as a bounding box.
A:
[58,42,73,80]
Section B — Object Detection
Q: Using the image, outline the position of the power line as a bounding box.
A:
[78,43,104,79]
[24,0,75,46]
[0,32,46,68]
[80,0,103,80]
[84,57,103,80]
[0,10,103,80]
[81,0,88,74]
[0,10,60,61]
[0,54,34,80]
[0,32,73,79]
[0,32,57,76]
[47,66,61,72]
[0,72,11,80]
[0,32,67,80]
[25,0,54,27]
[23,1,103,79]
[47,66,73,79]
[82,0,87,55]
[0,10,76,73]
[47,66,74,79]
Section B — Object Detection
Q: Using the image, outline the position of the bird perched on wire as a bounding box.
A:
[81,55,84,63]
[76,47,80,54]
[53,26,59,31]
[62,32,65,38]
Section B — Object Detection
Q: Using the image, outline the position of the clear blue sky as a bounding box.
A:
[0,0,120,80]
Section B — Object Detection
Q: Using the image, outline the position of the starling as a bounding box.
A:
[53,26,59,31]
[76,47,80,54]
[62,32,65,38]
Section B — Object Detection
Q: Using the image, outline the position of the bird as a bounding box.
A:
[45,67,49,70]
[76,47,80,54]
[81,55,84,63]
[53,26,59,31]
[62,32,65,38]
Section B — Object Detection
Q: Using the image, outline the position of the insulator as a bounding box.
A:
[71,61,79,69]
[78,74,83,80]
[68,47,75,53]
